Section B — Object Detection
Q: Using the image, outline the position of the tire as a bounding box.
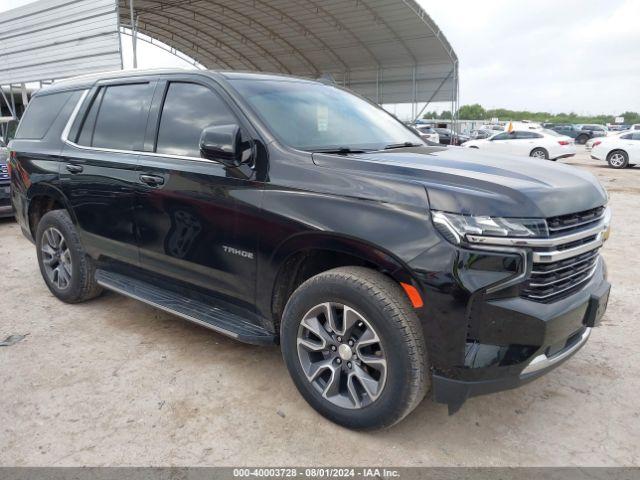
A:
[35,210,102,303]
[530,147,549,160]
[576,134,589,145]
[607,150,629,169]
[281,267,429,430]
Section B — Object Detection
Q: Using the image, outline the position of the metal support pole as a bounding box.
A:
[412,66,417,120]
[413,69,453,123]
[9,84,17,118]
[20,83,29,109]
[129,0,137,68]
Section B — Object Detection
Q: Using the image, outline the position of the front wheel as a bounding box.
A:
[280,267,429,430]
[530,147,549,160]
[607,150,629,169]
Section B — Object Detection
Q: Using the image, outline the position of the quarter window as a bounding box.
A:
[15,91,73,139]
[155,82,236,158]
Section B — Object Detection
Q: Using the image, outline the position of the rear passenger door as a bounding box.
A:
[61,80,155,265]
[134,77,262,310]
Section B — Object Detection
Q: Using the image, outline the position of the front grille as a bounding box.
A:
[547,206,605,236]
[522,250,599,301]
[520,207,606,302]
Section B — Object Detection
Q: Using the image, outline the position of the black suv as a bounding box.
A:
[8,70,611,430]
[550,124,606,144]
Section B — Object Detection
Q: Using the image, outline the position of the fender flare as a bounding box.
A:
[25,183,76,237]
[261,231,422,321]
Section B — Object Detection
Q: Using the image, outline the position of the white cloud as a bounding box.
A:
[418,0,640,114]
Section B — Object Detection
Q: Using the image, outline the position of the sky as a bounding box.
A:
[2,0,639,116]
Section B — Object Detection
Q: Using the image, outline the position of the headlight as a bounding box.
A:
[432,211,548,244]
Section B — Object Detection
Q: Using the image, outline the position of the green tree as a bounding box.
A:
[458,104,486,120]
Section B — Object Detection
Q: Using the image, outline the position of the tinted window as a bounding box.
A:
[622,133,640,140]
[15,92,73,139]
[621,133,632,140]
[156,82,236,157]
[492,132,513,141]
[80,83,153,150]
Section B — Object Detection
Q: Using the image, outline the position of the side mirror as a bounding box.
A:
[199,124,244,167]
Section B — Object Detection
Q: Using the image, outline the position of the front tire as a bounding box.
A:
[35,210,102,303]
[607,150,629,169]
[281,267,429,430]
[530,147,549,160]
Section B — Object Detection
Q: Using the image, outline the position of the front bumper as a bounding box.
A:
[429,269,609,413]
[407,221,610,413]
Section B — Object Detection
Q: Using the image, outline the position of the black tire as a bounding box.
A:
[35,210,102,303]
[281,267,429,430]
[576,134,589,145]
[530,147,549,160]
[607,150,629,169]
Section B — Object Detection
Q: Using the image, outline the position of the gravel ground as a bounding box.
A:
[0,147,638,467]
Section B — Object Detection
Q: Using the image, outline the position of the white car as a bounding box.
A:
[412,125,439,144]
[590,131,640,168]
[629,124,640,131]
[463,129,576,160]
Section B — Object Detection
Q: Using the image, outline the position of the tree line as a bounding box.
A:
[423,104,639,125]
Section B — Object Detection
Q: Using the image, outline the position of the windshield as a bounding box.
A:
[227,79,422,151]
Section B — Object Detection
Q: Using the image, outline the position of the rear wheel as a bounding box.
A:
[280,267,429,430]
[576,134,589,145]
[607,150,629,169]
[530,148,549,160]
[36,210,102,303]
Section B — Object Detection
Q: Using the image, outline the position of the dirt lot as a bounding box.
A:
[0,147,638,467]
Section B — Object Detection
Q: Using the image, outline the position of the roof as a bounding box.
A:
[118,0,458,104]
[37,68,323,94]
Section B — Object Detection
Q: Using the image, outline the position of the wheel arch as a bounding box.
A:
[26,184,76,240]
[262,232,421,332]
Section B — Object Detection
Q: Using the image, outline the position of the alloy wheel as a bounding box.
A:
[296,302,387,409]
[41,227,72,290]
[610,153,626,167]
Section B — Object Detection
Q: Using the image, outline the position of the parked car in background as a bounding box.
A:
[412,125,440,144]
[608,124,629,132]
[0,139,11,218]
[581,124,608,136]
[550,124,605,145]
[591,131,640,168]
[463,129,576,160]
[629,124,640,131]
[470,129,496,140]
[480,124,504,132]
[435,128,469,145]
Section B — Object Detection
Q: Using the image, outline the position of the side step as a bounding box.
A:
[95,270,277,346]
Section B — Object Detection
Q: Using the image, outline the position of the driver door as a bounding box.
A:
[134,77,262,310]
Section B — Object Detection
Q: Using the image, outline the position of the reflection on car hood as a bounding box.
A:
[316,146,608,218]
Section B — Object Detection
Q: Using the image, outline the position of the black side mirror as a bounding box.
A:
[199,124,245,167]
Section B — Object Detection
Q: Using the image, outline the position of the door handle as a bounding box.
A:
[65,164,83,174]
[139,174,165,186]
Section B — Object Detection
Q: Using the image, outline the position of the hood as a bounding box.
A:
[313,146,608,218]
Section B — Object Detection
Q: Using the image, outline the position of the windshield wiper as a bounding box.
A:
[382,142,423,150]
[309,147,370,154]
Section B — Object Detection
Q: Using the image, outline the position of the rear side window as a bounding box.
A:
[155,82,236,158]
[15,91,73,139]
[77,83,153,151]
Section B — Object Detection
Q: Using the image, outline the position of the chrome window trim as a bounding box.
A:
[60,89,89,143]
[60,87,219,164]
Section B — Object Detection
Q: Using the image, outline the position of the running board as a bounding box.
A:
[95,270,277,346]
